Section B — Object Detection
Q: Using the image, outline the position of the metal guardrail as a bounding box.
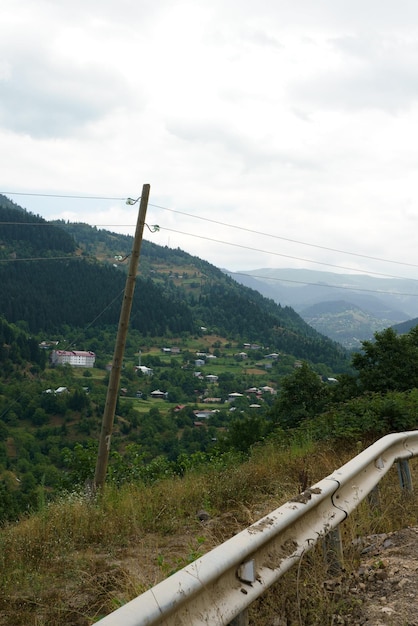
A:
[95,430,418,626]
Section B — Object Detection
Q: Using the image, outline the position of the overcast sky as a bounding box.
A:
[2,0,418,280]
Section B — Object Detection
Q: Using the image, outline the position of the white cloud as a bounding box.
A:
[1,0,418,282]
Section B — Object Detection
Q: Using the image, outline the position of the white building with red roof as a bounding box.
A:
[51,350,96,368]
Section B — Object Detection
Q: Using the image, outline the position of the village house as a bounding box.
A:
[44,386,68,394]
[227,392,244,402]
[260,385,276,395]
[136,365,153,376]
[51,350,96,368]
[245,387,260,395]
[39,340,59,349]
[193,409,216,419]
[150,389,168,400]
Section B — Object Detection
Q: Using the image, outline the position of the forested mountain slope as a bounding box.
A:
[300,300,395,349]
[0,195,75,257]
[0,258,193,335]
[0,196,348,368]
[392,316,418,335]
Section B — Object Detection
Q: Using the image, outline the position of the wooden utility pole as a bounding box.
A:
[94,183,150,489]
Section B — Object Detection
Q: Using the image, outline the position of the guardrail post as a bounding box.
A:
[367,485,381,509]
[397,459,413,492]
[229,609,249,626]
[323,526,343,575]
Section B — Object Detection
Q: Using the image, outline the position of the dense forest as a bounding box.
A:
[0,196,75,257]
[0,259,194,335]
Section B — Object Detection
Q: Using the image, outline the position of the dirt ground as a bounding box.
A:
[328,527,418,626]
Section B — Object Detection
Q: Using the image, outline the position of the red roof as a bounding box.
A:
[54,350,95,357]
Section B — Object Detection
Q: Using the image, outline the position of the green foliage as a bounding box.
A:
[0,316,45,371]
[352,326,418,393]
[304,388,418,441]
[0,197,76,258]
[222,414,269,453]
[61,441,97,487]
[269,362,331,428]
[0,259,194,335]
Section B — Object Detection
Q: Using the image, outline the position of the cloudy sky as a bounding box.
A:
[2,0,418,280]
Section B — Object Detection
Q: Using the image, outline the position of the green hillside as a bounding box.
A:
[301,299,393,350]
[0,195,75,257]
[0,195,348,368]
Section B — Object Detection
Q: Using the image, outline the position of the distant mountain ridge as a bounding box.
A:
[300,300,396,350]
[226,268,418,348]
[392,317,418,334]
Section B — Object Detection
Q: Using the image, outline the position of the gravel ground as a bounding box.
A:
[329,527,418,626]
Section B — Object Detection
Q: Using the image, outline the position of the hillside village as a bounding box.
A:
[45,340,284,410]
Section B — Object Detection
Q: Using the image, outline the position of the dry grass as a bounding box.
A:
[0,440,417,625]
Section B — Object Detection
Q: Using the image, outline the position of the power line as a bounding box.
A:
[149,202,418,270]
[2,191,418,295]
[1,248,416,296]
[1,217,418,284]
[0,245,417,296]
[2,190,417,270]
[2,216,418,278]
[0,191,124,201]
[63,286,126,351]
[159,226,418,283]
[0,285,127,422]
[0,196,417,301]
[231,271,418,298]
[0,255,82,263]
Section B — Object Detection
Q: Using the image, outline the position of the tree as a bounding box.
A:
[68,389,90,411]
[224,414,268,453]
[32,407,49,426]
[352,327,418,393]
[269,362,330,429]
